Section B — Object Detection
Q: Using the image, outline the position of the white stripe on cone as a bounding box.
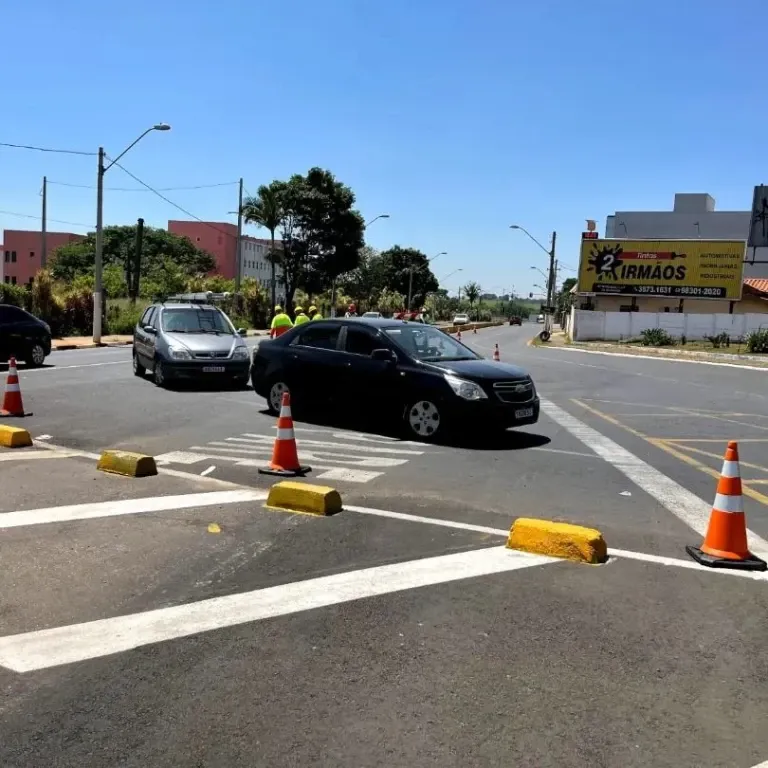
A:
[713,492,744,514]
[279,406,292,419]
[720,460,741,478]
[5,384,20,393]
[276,428,295,441]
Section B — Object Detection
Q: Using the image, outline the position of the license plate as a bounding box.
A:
[515,407,534,419]
[202,366,225,373]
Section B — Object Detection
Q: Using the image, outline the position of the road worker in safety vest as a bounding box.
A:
[270,305,293,338]
[294,306,310,326]
[309,304,322,321]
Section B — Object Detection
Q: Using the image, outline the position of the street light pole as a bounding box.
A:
[511,225,556,335]
[93,123,171,344]
[235,177,244,294]
[408,250,446,310]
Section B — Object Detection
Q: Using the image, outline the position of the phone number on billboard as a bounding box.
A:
[592,285,727,298]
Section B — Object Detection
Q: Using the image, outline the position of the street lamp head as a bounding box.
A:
[509,224,520,230]
[379,214,390,218]
[153,123,172,131]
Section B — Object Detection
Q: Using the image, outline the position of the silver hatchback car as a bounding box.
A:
[132,294,251,388]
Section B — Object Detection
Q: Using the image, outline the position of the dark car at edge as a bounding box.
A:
[250,317,539,441]
[0,304,52,367]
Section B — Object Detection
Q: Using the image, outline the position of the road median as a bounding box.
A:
[507,517,607,564]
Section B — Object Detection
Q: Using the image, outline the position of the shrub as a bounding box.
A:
[105,303,144,335]
[746,329,768,353]
[707,332,730,349]
[640,328,674,347]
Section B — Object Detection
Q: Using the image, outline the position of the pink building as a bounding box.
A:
[168,220,281,286]
[2,229,84,285]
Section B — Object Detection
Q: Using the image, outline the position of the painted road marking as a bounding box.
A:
[155,428,434,484]
[0,489,267,529]
[9,360,128,374]
[0,450,79,462]
[346,504,768,583]
[0,546,559,672]
[540,398,768,554]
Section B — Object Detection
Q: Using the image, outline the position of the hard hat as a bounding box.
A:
[308,305,317,313]
[295,306,304,313]
[274,304,282,312]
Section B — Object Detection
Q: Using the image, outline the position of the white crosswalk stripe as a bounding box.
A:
[154,426,434,483]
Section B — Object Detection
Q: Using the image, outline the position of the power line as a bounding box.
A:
[0,141,95,156]
[0,209,93,228]
[106,156,237,239]
[48,179,239,192]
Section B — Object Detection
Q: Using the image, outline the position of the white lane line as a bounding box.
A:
[539,398,768,554]
[200,465,216,477]
[201,443,408,468]
[550,345,768,372]
[239,434,425,456]
[530,446,600,460]
[14,360,127,374]
[0,450,79,462]
[272,426,428,447]
[154,451,383,483]
[0,546,557,672]
[346,505,768,582]
[0,489,267,529]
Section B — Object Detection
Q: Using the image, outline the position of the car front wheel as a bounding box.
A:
[403,398,443,441]
[153,359,168,388]
[133,350,146,377]
[266,380,290,415]
[26,342,46,368]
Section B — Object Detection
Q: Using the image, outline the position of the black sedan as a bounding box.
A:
[0,304,52,367]
[250,318,539,441]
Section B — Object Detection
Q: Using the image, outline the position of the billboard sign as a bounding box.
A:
[748,185,768,248]
[578,239,745,300]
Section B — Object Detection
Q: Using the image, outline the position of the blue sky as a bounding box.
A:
[1,0,764,298]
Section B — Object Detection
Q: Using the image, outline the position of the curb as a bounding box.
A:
[97,450,158,478]
[0,425,33,449]
[570,341,768,366]
[266,481,342,516]
[506,518,607,564]
[53,341,133,351]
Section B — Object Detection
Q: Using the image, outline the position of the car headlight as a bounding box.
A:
[444,374,488,401]
[168,346,192,360]
[232,346,249,360]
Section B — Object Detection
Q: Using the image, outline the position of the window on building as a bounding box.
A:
[3,251,8,263]
[3,276,9,283]
[11,251,17,262]
[30,251,35,258]
[10,276,16,284]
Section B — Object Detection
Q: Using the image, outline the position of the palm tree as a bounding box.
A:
[463,281,481,319]
[241,183,284,311]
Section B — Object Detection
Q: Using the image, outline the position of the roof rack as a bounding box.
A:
[163,291,232,305]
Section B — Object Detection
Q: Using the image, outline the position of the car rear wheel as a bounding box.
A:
[403,398,443,441]
[26,343,46,368]
[133,350,146,377]
[267,380,290,415]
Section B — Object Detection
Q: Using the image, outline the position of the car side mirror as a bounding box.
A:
[237,328,247,336]
[144,325,157,335]
[371,348,396,363]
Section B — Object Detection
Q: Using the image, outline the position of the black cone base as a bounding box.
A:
[685,545,767,572]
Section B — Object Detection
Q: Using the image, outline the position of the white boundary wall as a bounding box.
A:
[570,308,768,341]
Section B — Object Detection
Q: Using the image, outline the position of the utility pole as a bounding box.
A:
[93,147,105,343]
[544,231,557,334]
[41,176,47,269]
[407,267,414,311]
[235,178,244,296]
[131,218,144,305]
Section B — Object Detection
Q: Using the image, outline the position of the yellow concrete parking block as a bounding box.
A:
[507,518,607,564]
[266,481,342,516]
[97,450,158,478]
[0,425,33,449]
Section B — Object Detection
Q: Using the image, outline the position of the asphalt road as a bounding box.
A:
[4,326,768,766]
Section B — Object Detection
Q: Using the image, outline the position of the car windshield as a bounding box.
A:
[161,308,232,335]
[384,325,478,362]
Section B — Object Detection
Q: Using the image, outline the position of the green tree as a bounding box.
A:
[48,225,216,284]
[338,246,386,311]
[462,281,481,317]
[242,182,284,310]
[377,246,439,309]
[277,168,365,306]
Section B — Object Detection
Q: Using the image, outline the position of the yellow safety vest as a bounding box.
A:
[270,313,293,338]
[294,313,310,325]
[310,313,323,321]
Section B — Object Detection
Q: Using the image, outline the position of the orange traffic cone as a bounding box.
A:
[258,392,311,477]
[0,357,31,417]
[492,344,500,362]
[686,441,766,571]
